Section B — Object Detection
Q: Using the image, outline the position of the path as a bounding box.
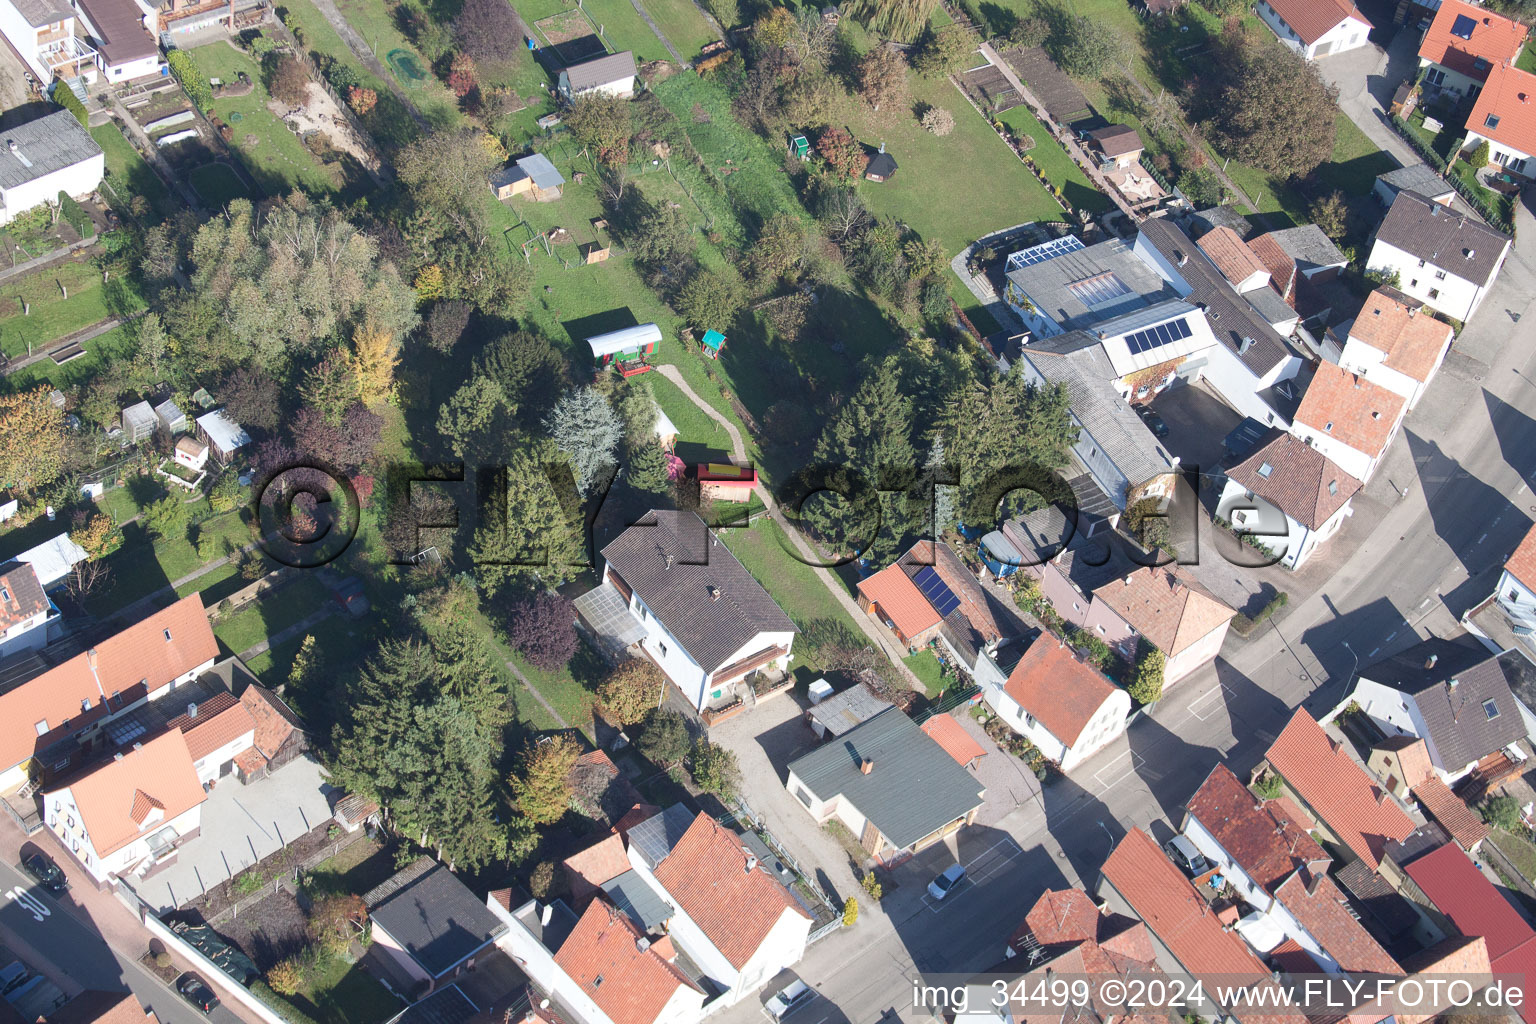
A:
[235,605,336,660]
[108,97,202,212]
[655,365,926,693]
[0,235,97,284]
[2,311,144,375]
[303,0,431,135]
[505,658,571,728]
[627,0,685,62]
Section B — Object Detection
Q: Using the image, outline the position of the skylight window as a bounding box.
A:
[1328,480,1338,495]
[1486,114,1502,130]
[1484,698,1501,719]
[1257,462,1274,479]
[1451,13,1477,39]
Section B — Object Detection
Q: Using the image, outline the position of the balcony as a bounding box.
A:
[41,35,96,74]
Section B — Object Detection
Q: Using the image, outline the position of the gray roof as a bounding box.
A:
[1190,205,1254,240]
[1265,225,1348,273]
[1018,336,1177,488]
[1362,641,1528,770]
[366,860,508,978]
[788,707,984,850]
[601,869,673,931]
[1138,218,1294,375]
[1378,165,1454,199]
[1332,858,1422,939]
[1005,237,1174,332]
[625,803,696,868]
[517,153,565,191]
[0,111,102,191]
[1374,190,1510,287]
[72,0,156,63]
[808,683,894,737]
[600,510,797,674]
[388,985,479,1024]
[121,400,155,429]
[563,51,637,91]
[10,0,68,26]
[1243,284,1299,327]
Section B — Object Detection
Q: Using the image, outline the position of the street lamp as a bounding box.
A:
[1096,819,1115,857]
[1340,640,1359,693]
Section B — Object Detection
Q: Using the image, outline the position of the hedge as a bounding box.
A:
[249,981,322,1024]
[53,84,88,127]
[58,191,93,238]
[167,49,213,111]
[1231,592,1288,637]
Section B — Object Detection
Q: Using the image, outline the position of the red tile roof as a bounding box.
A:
[1092,566,1233,658]
[919,713,985,768]
[1294,362,1407,460]
[1347,288,1453,383]
[857,563,941,640]
[1004,634,1119,746]
[1198,226,1270,288]
[1264,0,1370,45]
[0,562,47,634]
[1398,936,1495,1024]
[1025,888,1101,945]
[562,833,631,903]
[1264,709,1416,869]
[1267,937,1317,976]
[901,540,1004,641]
[574,749,620,777]
[1506,521,1536,590]
[611,803,662,839]
[1272,872,1402,975]
[1420,0,1528,82]
[1470,62,1536,187]
[652,813,809,970]
[1226,431,1361,532]
[1184,764,1327,892]
[241,684,302,758]
[58,730,205,856]
[167,690,256,762]
[1373,734,1435,790]
[552,900,703,1024]
[1404,843,1532,960]
[0,594,217,773]
[1411,775,1491,851]
[1247,235,1297,300]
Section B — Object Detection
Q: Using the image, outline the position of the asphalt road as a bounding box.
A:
[0,860,244,1024]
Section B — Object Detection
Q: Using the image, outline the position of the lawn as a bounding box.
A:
[997,103,1112,215]
[5,323,138,390]
[0,256,145,354]
[637,0,719,57]
[91,123,175,221]
[1491,828,1536,885]
[1520,42,1536,75]
[331,0,466,130]
[286,952,402,1024]
[86,505,256,616]
[212,576,333,656]
[560,0,667,62]
[903,648,944,696]
[188,161,250,207]
[650,372,737,458]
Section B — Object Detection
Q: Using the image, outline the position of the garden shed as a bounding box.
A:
[121,401,155,443]
[586,323,661,376]
[700,329,726,359]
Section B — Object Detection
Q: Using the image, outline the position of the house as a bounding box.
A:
[785,706,985,862]
[1001,234,1178,337]
[805,683,892,739]
[121,401,155,443]
[1089,565,1234,685]
[41,729,206,888]
[1086,125,1143,168]
[1338,287,1455,411]
[152,398,185,434]
[0,110,104,227]
[12,531,90,589]
[591,510,797,712]
[0,561,55,661]
[557,51,637,101]
[173,437,209,472]
[0,593,217,793]
[1181,763,1402,975]
[1374,165,1456,208]
[1218,429,1362,570]
[365,858,510,996]
[194,409,251,462]
[1005,886,1160,972]
[1417,0,1528,100]
[1251,225,1349,297]
[1465,520,1536,656]
[237,680,307,778]
[1344,639,1530,783]
[1464,60,1536,178]
[1410,772,1490,852]
[856,564,942,651]
[863,147,896,182]
[164,690,257,784]
[983,633,1130,770]
[68,0,159,79]
[1260,708,1417,870]
[1289,361,1407,484]
[0,0,99,83]
[861,539,1010,672]
[1199,225,1273,293]
[1255,0,1371,59]
[490,153,567,201]
[1366,189,1511,322]
[561,831,630,905]
[695,462,756,502]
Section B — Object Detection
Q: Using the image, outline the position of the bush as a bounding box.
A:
[842,896,858,925]
[1128,644,1165,705]
[597,659,665,725]
[153,952,173,969]
[920,106,956,136]
[529,861,556,899]
[1252,772,1284,800]
[1231,592,1287,637]
[637,708,690,766]
[53,83,88,127]
[505,590,578,670]
[267,958,305,996]
[1483,794,1523,832]
[689,740,742,797]
[1468,139,1491,169]
[860,870,883,901]
[167,50,212,111]
[268,53,311,107]
[1068,628,1112,669]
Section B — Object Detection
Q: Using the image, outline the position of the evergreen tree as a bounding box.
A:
[470,441,586,594]
[941,371,1076,530]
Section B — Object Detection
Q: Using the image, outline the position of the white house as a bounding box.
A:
[70,0,159,80]
[1289,361,1406,485]
[1367,190,1512,323]
[1465,60,1536,178]
[0,110,104,228]
[173,436,209,472]
[984,633,1130,771]
[1418,0,1528,102]
[1338,287,1454,411]
[557,51,637,101]
[1255,0,1371,59]
[588,510,797,712]
[0,561,55,661]
[165,690,256,784]
[1464,521,1536,656]
[0,0,99,84]
[1088,565,1234,687]
[1219,430,1361,570]
[42,729,205,886]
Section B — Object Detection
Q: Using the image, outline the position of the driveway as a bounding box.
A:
[1147,381,1243,475]
[1316,30,1421,173]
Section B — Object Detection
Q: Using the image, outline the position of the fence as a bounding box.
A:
[129,898,289,1024]
[1483,834,1536,903]
[729,794,844,942]
[208,827,373,924]
[1387,114,1515,237]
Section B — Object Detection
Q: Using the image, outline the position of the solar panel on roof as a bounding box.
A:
[1124,317,1190,356]
[1451,12,1477,38]
[912,565,961,618]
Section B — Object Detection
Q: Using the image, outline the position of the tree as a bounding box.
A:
[454,0,524,65]
[292,403,383,469]
[1309,190,1349,239]
[913,24,979,78]
[448,52,478,98]
[1177,166,1226,208]
[597,660,664,725]
[288,634,319,692]
[0,388,65,493]
[142,495,191,542]
[267,959,304,996]
[811,180,870,240]
[438,376,515,458]
[939,371,1076,529]
[818,127,868,181]
[268,53,310,106]
[470,443,585,593]
[132,312,171,383]
[1128,644,1165,705]
[920,106,956,136]
[427,300,472,353]
[221,367,283,433]
[676,267,748,328]
[637,707,690,765]
[689,740,741,797]
[396,128,500,237]
[753,7,795,51]
[300,354,359,426]
[511,734,581,825]
[843,896,858,925]
[529,861,558,898]
[167,50,212,110]
[626,438,671,497]
[479,329,567,418]
[1468,139,1492,168]
[857,46,909,112]
[414,264,446,302]
[926,437,959,536]
[348,85,377,115]
[70,511,116,559]
[1008,16,1050,47]
[308,893,365,956]
[1482,793,1523,831]
[545,386,623,498]
[1050,14,1126,79]
[565,93,633,166]
[349,323,398,404]
[748,214,808,284]
[506,590,578,670]
[844,0,939,42]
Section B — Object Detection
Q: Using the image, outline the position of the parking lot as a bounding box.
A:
[917,837,1024,913]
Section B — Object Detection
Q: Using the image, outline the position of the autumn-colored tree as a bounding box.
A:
[348,85,377,115]
[913,24,978,78]
[748,214,807,283]
[753,6,795,51]
[288,634,319,692]
[920,106,955,136]
[268,53,311,107]
[350,324,398,405]
[818,126,868,181]
[565,94,632,166]
[309,893,366,956]
[857,46,909,112]
[479,131,509,163]
[266,959,304,995]
[70,511,116,559]
[415,264,446,302]
[510,734,581,824]
[597,659,664,725]
[448,52,478,98]
[0,388,64,493]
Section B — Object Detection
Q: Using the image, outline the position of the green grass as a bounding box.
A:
[1450,157,1516,226]
[637,0,719,57]
[650,372,736,456]
[188,162,250,207]
[287,952,402,1024]
[1490,829,1536,884]
[213,576,332,655]
[0,256,144,353]
[86,505,256,615]
[331,0,465,129]
[4,323,138,390]
[1317,113,1398,197]
[567,0,669,61]
[91,123,175,221]
[1519,41,1536,75]
[997,103,1112,215]
[903,648,944,696]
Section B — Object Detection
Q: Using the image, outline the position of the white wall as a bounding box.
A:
[702,630,796,706]
[1291,423,1385,485]
[1465,129,1533,176]
[1256,0,1368,58]
[1165,620,1230,686]
[1367,237,1503,323]
[728,909,811,1004]
[1340,334,1448,411]
[0,0,48,77]
[0,152,105,226]
[44,784,201,884]
[983,683,1072,765]
[145,656,218,701]
[1200,345,1303,429]
[1218,478,1350,570]
[558,73,635,100]
[1348,677,1469,780]
[0,607,51,661]
[1496,569,1536,631]
[785,768,870,840]
[1419,59,1487,100]
[190,728,255,783]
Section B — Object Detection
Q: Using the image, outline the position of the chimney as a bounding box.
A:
[1448,676,1459,689]
[745,855,758,873]
[1123,574,1133,586]
[187,702,198,719]
[860,758,874,775]
[1371,411,1381,420]
[1329,737,1343,755]
[664,553,673,570]
[878,141,886,154]
[113,752,124,761]
[540,903,554,926]
[1178,252,1189,267]
[1425,653,1439,670]
[709,586,720,602]
[1466,249,1476,259]
[635,937,651,953]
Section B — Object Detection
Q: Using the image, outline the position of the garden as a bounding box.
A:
[0,253,145,358]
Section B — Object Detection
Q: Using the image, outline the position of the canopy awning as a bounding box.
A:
[587,323,662,358]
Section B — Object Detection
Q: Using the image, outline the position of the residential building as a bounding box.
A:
[1465,60,1536,177]
[1218,429,1362,569]
[0,560,55,660]
[0,593,218,793]
[0,110,104,227]
[163,691,256,785]
[983,633,1131,771]
[919,712,986,769]
[1255,0,1371,58]
[1248,225,1349,307]
[1339,287,1455,410]
[71,0,158,79]
[194,409,251,462]
[1417,0,1528,100]
[1290,361,1407,484]
[1199,225,1273,293]
[1374,165,1456,208]
[0,0,100,83]
[1410,772,1490,852]
[10,531,89,589]
[1000,234,1179,337]
[1001,888,1167,1013]
[556,51,637,100]
[1088,565,1234,685]
[785,706,985,862]
[805,683,892,739]
[173,437,209,472]
[365,858,510,996]
[587,510,797,712]
[856,539,1008,656]
[1366,190,1511,322]
[41,729,206,887]
[1465,520,1536,655]
[1345,638,1530,783]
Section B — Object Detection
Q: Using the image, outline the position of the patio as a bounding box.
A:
[128,755,340,913]
[1103,161,1168,207]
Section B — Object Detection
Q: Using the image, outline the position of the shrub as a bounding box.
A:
[689,740,742,797]
[167,50,212,111]
[505,590,578,670]
[153,952,173,969]
[54,83,88,127]
[1483,794,1523,832]
[842,896,858,925]
[860,870,883,900]
[1469,139,1491,169]
[348,86,378,116]
[1252,772,1284,800]
[1128,645,1165,705]
[920,106,956,136]
[1068,628,1112,669]
[268,53,311,107]
[529,861,556,899]
[637,708,690,766]
[597,660,665,725]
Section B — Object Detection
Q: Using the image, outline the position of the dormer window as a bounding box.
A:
[81,698,91,711]
[1,587,10,602]
[1325,422,1334,432]
[34,719,47,735]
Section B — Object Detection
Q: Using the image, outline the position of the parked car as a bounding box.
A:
[1136,404,1170,438]
[0,962,27,996]
[1163,835,1213,878]
[927,863,967,901]
[176,973,220,1016]
[763,979,816,1021]
[20,852,67,894]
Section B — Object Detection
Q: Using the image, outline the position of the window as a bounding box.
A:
[34,719,47,736]
[80,698,90,712]
[1328,479,1338,495]
[658,641,668,657]
[1486,114,1501,130]
[52,758,69,772]
[1434,270,1447,280]
[163,628,172,641]
[1258,462,1274,479]
[1484,698,1501,719]
[0,587,8,602]
[794,786,813,808]
[1417,259,1426,268]
[1325,421,1334,432]
[1429,288,1440,300]
[1426,68,1445,85]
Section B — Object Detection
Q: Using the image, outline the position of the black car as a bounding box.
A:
[1136,404,1171,438]
[176,973,220,1016]
[20,852,66,894]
